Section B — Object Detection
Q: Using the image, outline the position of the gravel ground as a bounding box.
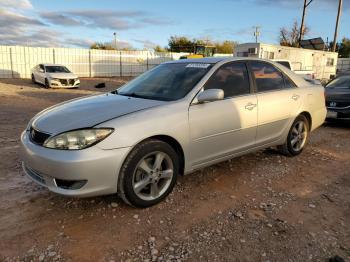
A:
[0,78,349,262]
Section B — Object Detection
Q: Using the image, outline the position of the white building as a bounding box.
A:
[234,42,338,81]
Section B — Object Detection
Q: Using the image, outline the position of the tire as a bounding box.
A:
[44,78,50,89]
[118,139,179,208]
[31,74,36,84]
[278,115,310,156]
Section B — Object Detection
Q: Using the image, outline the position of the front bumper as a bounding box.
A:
[21,131,131,197]
[326,106,350,120]
[49,78,80,88]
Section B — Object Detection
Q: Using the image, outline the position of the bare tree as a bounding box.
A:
[280,21,309,47]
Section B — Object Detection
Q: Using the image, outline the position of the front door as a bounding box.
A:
[189,62,258,168]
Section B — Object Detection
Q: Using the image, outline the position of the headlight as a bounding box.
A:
[43,128,114,150]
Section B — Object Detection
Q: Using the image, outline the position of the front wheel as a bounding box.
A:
[31,74,36,84]
[278,115,309,156]
[44,78,50,89]
[118,139,179,208]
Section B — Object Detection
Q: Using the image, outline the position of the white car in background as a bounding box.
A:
[31,64,80,89]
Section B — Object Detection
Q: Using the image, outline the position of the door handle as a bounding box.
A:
[245,102,257,110]
[291,94,300,101]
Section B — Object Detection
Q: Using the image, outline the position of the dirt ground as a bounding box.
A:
[0,78,349,262]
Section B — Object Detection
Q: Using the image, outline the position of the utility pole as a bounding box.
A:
[253,26,261,43]
[332,0,343,52]
[298,0,314,47]
[113,32,118,50]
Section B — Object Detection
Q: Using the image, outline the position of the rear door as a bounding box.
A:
[248,61,302,146]
[189,61,258,167]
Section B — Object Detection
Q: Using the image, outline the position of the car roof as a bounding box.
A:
[166,57,310,87]
[40,63,66,67]
[165,57,288,64]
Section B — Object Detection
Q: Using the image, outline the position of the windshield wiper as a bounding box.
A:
[119,92,148,99]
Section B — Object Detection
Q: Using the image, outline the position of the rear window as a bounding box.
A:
[250,62,285,92]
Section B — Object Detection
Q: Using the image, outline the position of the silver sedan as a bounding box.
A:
[21,57,327,207]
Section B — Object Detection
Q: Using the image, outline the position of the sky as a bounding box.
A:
[0,0,349,49]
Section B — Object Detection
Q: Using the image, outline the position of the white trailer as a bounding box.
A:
[337,58,350,73]
[234,42,338,81]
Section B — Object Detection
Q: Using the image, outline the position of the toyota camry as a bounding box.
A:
[21,57,326,207]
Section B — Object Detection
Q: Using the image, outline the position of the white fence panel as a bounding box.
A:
[0,45,231,79]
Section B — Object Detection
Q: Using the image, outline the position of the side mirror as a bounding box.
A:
[39,69,44,73]
[197,89,224,103]
[95,83,106,89]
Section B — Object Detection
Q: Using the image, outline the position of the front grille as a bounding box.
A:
[30,127,51,145]
[326,101,350,108]
[24,165,46,185]
[59,79,75,86]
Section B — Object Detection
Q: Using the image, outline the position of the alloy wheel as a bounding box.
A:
[132,151,174,201]
[290,120,307,151]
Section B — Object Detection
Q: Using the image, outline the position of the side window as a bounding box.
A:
[204,62,250,98]
[284,75,297,88]
[250,62,285,92]
[39,65,44,72]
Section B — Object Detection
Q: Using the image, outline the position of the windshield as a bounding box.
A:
[326,76,350,89]
[45,66,71,73]
[117,63,213,101]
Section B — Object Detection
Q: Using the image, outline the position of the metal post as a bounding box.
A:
[299,0,313,47]
[146,52,149,71]
[254,26,260,43]
[88,50,92,77]
[332,0,343,52]
[52,49,55,64]
[119,51,122,77]
[113,32,117,50]
[9,47,14,78]
[23,46,27,78]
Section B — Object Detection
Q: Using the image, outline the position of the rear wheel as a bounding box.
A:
[118,139,179,207]
[278,115,309,156]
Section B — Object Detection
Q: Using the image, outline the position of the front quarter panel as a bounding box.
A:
[95,100,191,166]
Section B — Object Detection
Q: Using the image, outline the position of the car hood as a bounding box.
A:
[47,72,77,79]
[31,94,166,134]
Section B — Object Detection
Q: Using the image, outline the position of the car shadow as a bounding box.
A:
[324,120,350,129]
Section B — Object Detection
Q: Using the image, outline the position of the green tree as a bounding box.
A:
[280,21,309,47]
[215,41,237,54]
[154,45,167,52]
[168,36,195,52]
[90,42,116,50]
[338,38,350,58]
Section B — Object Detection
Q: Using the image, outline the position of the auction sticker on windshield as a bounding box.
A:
[186,63,211,69]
